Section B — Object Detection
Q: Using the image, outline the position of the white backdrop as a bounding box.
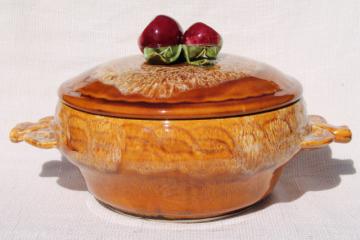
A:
[0,1,359,239]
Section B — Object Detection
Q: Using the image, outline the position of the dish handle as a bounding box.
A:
[9,116,57,149]
[301,115,351,149]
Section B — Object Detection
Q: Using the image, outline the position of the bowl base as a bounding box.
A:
[95,196,267,223]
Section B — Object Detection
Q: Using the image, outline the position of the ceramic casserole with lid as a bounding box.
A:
[10,15,351,220]
[10,54,351,220]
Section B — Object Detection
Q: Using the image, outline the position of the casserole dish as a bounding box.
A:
[10,54,351,220]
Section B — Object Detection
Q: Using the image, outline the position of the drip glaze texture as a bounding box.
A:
[59,54,302,119]
[55,101,307,219]
[9,52,352,220]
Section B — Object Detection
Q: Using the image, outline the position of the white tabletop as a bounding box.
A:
[1,1,359,239]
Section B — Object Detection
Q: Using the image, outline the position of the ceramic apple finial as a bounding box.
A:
[138,15,183,64]
[182,22,222,66]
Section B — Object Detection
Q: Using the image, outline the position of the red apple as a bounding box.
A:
[182,22,222,66]
[183,22,222,46]
[138,15,183,52]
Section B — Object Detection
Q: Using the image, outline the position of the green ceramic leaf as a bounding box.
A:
[143,45,182,64]
[206,46,221,58]
[183,45,222,66]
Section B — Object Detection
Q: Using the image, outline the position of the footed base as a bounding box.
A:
[95,197,267,223]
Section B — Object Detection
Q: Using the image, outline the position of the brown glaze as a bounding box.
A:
[56,101,307,174]
[59,54,302,119]
[81,164,285,219]
[52,101,307,219]
[9,52,352,220]
[77,77,280,103]
[9,101,352,219]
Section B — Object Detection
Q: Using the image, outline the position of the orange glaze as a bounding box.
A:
[80,164,285,219]
[59,54,302,119]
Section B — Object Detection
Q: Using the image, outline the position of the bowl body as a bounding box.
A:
[55,100,307,219]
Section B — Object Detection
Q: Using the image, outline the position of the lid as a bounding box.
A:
[59,54,302,119]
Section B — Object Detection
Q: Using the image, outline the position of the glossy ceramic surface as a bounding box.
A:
[9,54,352,220]
[61,100,307,219]
[10,100,351,219]
[138,15,183,52]
[59,54,302,119]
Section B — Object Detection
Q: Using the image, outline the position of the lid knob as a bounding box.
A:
[138,15,222,66]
